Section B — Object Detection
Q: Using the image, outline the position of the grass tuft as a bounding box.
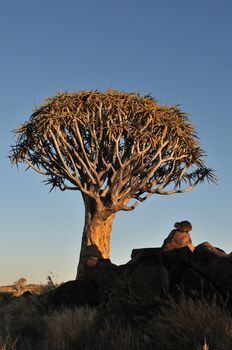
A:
[0,294,232,349]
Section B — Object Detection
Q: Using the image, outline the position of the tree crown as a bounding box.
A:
[10,89,216,211]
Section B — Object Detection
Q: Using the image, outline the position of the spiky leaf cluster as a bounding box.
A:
[10,89,216,211]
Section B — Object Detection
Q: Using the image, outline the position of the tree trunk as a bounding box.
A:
[76,195,115,278]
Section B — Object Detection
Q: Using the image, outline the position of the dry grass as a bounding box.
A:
[42,307,97,350]
[0,295,47,350]
[0,294,232,350]
[148,296,232,349]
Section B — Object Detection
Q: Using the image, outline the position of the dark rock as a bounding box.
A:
[128,263,169,301]
[131,248,162,261]
[162,246,192,269]
[80,255,118,279]
[161,247,192,295]
[49,260,120,308]
[90,260,121,304]
[206,256,232,301]
[82,258,118,281]
[129,248,162,266]
[121,249,169,300]
[192,242,227,269]
[180,267,227,302]
[49,279,99,308]
[168,265,188,295]
[48,228,232,311]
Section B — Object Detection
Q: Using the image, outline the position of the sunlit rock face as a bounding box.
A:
[161,221,194,252]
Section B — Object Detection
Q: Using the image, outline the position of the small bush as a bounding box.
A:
[39,272,60,295]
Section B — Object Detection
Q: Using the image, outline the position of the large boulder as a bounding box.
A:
[161,247,192,295]
[167,242,230,303]
[82,258,118,283]
[49,279,99,308]
[129,248,162,265]
[125,248,169,300]
[162,246,192,269]
[206,255,232,302]
[186,242,232,302]
[162,221,194,252]
[191,242,227,270]
[49,259,120,308]
[88,259,121,304]
[128,264,169,301]
[180,267,226,301]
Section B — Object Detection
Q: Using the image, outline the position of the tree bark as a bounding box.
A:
[76,195,115,278]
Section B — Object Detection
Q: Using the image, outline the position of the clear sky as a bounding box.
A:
[1,0,231,286]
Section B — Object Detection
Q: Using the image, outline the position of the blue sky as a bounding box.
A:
[1,0,231,285]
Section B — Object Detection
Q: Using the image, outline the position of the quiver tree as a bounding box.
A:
[10,89,216,276]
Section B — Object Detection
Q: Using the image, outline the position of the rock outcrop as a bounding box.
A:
[48,221,232,310]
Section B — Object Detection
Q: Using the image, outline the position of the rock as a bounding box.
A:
[49,259,120,308]
[162,246,192,269]
[206,255,232,301]
[192,242,227,270]
[126,249,169,300]
[130,248,162,265]
[161,247,192,295]
[49,279,99,308]
[118,248,162,276]
[180,267,226,301]
[131,248,161,260]
[166,242,229,302]
[82,258,118,281]
[47,224,232,310]
[86,259,121,304]
[128,264,169,301]
[168,265,187,295]
[162,221,194,252]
